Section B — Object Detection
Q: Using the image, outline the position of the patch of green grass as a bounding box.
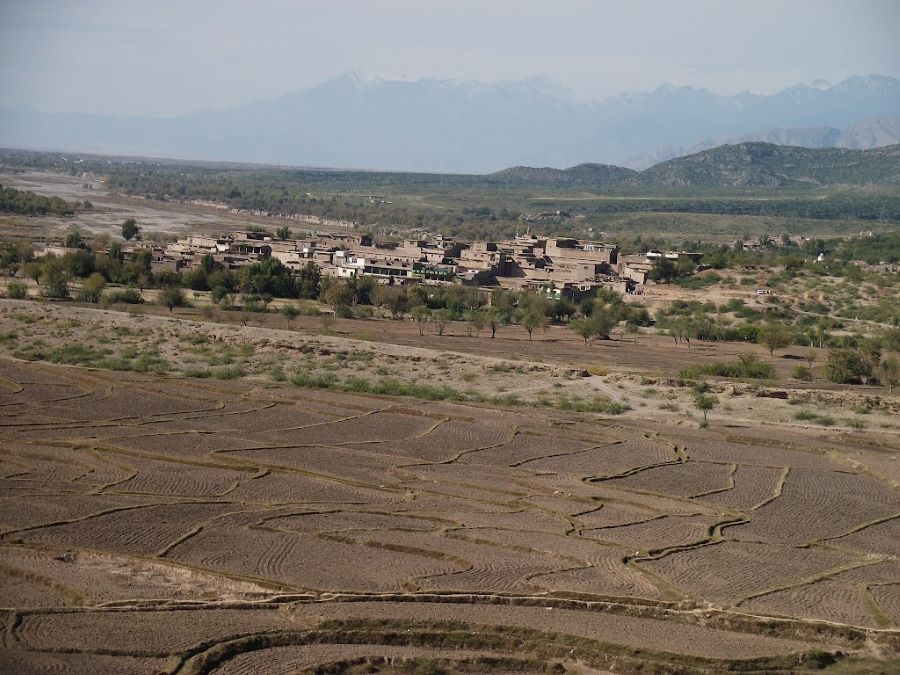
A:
[680,355,774,380]
[211,365,244,380]
[794,409,836,426]
[556,396,630,415]
[289,371,466,401]
[48,343,109,365]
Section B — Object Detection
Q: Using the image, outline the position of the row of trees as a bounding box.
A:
[0,185,81,217]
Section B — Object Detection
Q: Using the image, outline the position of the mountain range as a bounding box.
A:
[492,143,900,188]
[1,73,899,173]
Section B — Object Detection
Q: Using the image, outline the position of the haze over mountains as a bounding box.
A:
[1,73,899,173]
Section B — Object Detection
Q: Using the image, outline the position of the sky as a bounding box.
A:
[1,0,898,117]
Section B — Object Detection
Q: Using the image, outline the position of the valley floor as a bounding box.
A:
[0,305,898,672]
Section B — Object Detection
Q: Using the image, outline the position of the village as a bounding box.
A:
[49,228,703,301]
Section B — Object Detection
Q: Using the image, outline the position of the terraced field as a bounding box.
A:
[0,357,898,673]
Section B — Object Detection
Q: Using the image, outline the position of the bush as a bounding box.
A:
[680,355,773,380]
[211,366,245,380]
[106,288,143,304]
[158,286,187,313]
[794,409,836,426]
[823,347,879,384]
[792,365,813,381]
[586,363,609,377]
[76,272,106,304]
[48,343,107,365]
[556,396,630,414]
[6,281,27,299]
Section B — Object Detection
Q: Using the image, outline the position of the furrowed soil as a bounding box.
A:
[0,302,898,673]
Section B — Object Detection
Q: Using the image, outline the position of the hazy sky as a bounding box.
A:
[1,0,898,116]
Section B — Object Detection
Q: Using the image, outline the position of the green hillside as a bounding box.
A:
[640,142,900,188]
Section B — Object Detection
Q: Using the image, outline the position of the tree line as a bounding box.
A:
[0,185,83,217]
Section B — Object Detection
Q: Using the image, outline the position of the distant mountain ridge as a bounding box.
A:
[491,143,900,188]
[625,116,900,169]
[1,73,899,173]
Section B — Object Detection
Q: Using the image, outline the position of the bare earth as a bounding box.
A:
[0,310,898,673]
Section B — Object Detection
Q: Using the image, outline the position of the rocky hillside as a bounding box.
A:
[493,143,900,189]
[640,142,900,187]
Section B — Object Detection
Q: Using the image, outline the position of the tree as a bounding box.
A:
[323,281,354,314]
[433,309,450,336]
[878,356,899,394]
[39,258,70,299]
[158,286,187,313]
[77,273,106,304]
[486,308,499,339]
[648,257,677,283]
[552,299,577,322]
[64,229,87,249]
[297,261,321,300]
[121,218,140,241]
[693,393,717,427]
[23,261,42,285]
[858,342,882,384]
[521,310,547,340]
[588,308,615,340]
[372,285,407,320]
[281,304,300,328]
[570,318,594,344]
[823,347,879,384]
[238,258,296,297]
[669,316,697,347]
[467,309,486,337]
[759,322,791,355]
[275,226,291,240]
[882,328,900,354]
[411,305,430,336]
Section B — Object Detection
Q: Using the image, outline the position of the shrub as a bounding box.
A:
[680,355,773,380]
[48,343,107,365]
[211,366,244,380]
[792,365,813,381]
[106,288,143,304]
[6,281,27,299]
[158,286,188,313]
[587,363,609,377]
[794,409,836,426]
[556,396,629,414]
[823,348,877,384]
[76,272,107,304]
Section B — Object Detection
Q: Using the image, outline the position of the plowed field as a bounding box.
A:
[1,357,897,673]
